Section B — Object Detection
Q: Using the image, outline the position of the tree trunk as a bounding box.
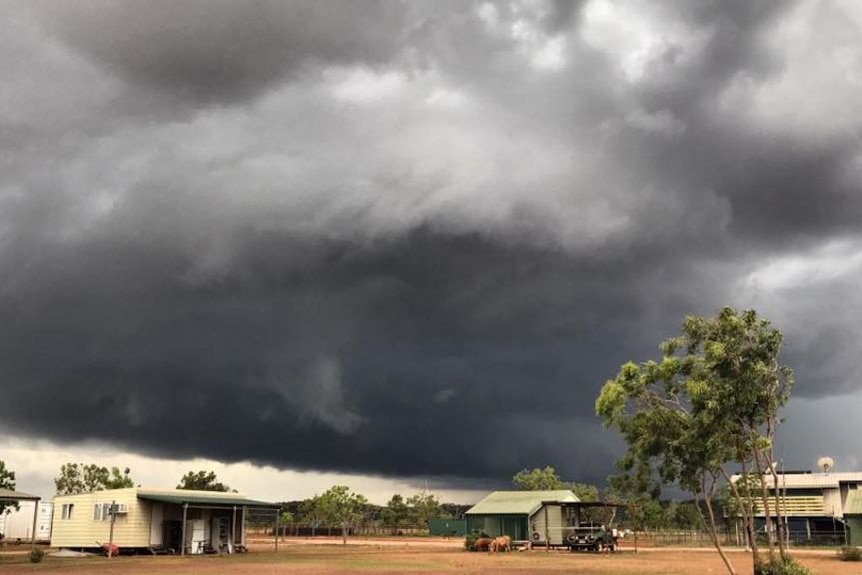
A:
[702,476,737,575]
[342,525,348,545]
[752,446,776,559]
[722,467,759,571]
[763,419,788,560]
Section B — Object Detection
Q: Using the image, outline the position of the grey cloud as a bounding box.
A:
[28,0,410,103]
[1,0,862,484]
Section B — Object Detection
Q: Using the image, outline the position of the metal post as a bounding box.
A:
[30,499,40,548]
[108,501,117,559]
[243,507,248,548]
[181,503,188,556]
[544,506,549,552]
[231,506,237,553]
[274,508,280,552]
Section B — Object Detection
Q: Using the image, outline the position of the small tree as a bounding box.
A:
[55,464,134,495]
[0,460,18,515]
[299,496,325,537]
[55,463,85,495]
[512,466,566,490]
[315,486,368,545]
[407,491,447,529]
[177,470,231,492]
[382,494,410,533]
[596,307,799,575]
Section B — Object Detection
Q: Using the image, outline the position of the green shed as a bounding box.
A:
[428,518,467,536]
[843,490,862,546]
[465,490,579,543]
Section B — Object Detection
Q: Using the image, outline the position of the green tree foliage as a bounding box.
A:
[440,502,471,519]
[176,470,231,492]
[314,485,368,545]
[54,464,134,495]
[0,459,18,515]
[298,496,325,536]
[407,491,447,528]
[512,467,605,523]
[104,467,135,489]
[570,482,599,502]
[381,494,410,531]
[668,501,706,531]
[596,307,795,575]
[512,466,599,500]
[512,466,566,490]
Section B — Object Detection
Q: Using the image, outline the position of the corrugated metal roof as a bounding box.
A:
[844,490,862,515]
[0,487,40,501]
[137,489,278,508]
[731,472,862,490]
[465,490,579,516]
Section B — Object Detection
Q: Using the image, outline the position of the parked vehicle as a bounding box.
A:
[563,525,618,552]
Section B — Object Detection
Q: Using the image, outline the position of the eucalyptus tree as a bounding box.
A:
[315,485,368,545]
[176,470,231,492]
[55,464,134,494]
[0,459,17,515]
[596,307,800,575]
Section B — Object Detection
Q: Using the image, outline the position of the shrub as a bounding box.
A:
[838,546,862,561]
[754,556,812,575]
[29,547,45,563]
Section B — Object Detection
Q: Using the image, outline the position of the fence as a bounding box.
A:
[262,523,431,538]
[621,529,848,548]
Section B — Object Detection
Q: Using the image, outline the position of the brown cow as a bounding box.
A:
[488,535,511,552]
[473,537,494,552]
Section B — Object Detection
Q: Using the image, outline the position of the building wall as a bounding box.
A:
[0,501,53,541]
[529,504,565,545]
[465,514,527,540]
[51,488,152,548]
[824,488,843,518]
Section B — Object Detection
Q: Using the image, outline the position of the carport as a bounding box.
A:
[0,487,41,547]
[135,491,281,555]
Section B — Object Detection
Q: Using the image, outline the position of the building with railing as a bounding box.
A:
[731,470,862,544]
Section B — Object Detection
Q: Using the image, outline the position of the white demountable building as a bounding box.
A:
[50,487,280,554]
[0,499,53,542]
[0,488,44,545]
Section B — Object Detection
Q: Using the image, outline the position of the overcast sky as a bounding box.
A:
[2,0,862,504]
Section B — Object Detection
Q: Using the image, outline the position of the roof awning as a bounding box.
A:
[0,487,41,502]
[137,492,279,509]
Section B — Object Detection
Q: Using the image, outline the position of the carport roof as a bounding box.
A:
[137,490,278,508]
[0,487,40,502]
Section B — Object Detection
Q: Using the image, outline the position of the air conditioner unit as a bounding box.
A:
[114,503,128,514]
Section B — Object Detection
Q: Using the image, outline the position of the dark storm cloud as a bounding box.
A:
[28,0,409,103]
[0,222,712,479]
[2,0,862,483]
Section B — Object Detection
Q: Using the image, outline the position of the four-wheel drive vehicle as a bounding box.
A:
[562,526,618,552]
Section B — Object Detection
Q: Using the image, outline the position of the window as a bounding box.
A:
[93,503,114,521]
[61,503,74,520]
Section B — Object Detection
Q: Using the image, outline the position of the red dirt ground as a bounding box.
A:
[0,537,855,574]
